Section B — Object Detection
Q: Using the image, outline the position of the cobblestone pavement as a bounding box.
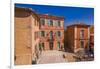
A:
[64,52,76,62]
[37,50,67,64]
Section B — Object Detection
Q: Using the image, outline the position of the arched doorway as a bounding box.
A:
[49,42,53,50]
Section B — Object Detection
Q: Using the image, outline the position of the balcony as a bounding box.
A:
[47,37,54,42]
[40,25,64,30]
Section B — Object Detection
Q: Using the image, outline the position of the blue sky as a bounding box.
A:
[15,3,94,28]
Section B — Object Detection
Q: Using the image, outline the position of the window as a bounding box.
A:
[50,20,53,26]
[55,20,57,26]
[58,21,61,27]
[48,19,50,26]
[40,18,45,26]
[49,42,53,50]
[80,29,84,39]
[57,42,60,49]
[57,31,61,37]
[48,19,53,26]
[80,41,84,48]
[55,20,61,27]
[41,31,45,37]
[50,31,53,40]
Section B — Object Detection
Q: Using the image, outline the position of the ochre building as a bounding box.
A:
[38,14,64,51]
[15,7,40,65]
[64,23,90,52]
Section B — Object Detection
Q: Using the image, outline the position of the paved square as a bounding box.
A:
[37,50,66,64]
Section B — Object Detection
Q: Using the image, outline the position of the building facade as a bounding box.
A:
[15,7,40,65]
[38,14,64,51]
[89,25,94,55]
[64,24,90,53]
